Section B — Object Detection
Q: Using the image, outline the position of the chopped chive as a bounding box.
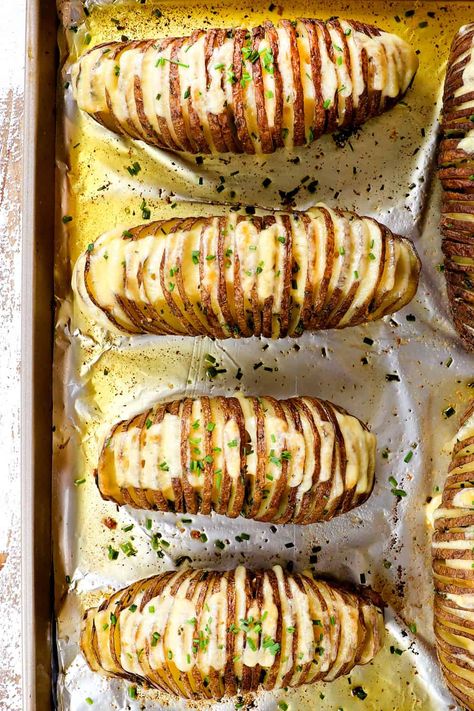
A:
[156,56,189,69]
[107,546,118,563]
[120,541,137,557]
[127,161,141,176]
[140,198,151,220]
[391,488,407,498]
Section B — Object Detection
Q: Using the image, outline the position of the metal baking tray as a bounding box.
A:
[21,1,473,709]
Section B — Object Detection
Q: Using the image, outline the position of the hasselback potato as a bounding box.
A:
[71,18,418,155]
[74,205,420,338]
[97,394,375,523]
[81,565,385,698]
[439,24,474,350]
[433,402,474,710]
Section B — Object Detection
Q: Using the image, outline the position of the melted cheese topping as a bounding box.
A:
[71,18,418,155]
[81,565,384,698]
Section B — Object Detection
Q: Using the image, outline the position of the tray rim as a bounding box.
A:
[21,0,57,708]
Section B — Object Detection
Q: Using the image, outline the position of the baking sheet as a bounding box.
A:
[54,1,474,709]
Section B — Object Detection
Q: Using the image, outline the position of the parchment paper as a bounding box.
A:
[53,2,474,709]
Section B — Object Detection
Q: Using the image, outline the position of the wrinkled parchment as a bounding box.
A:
[53,2,474,709]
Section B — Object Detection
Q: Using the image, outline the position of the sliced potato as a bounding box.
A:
[81,564,385,698]
[438,24,474,351]
[71,18,418,155]
[97,394,375,524]
[74,205,420,337]
[433,401,474,710]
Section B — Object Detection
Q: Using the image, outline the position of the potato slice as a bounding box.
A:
[438,24,474,351]
[74,205,420,338]
[81,564,384,699]
[433,401,474,709]
[71,18,418,155]
[96,394,375,524]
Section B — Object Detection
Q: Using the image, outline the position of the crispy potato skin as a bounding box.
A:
[96,394,376,524]
[71,18,418,155]
[433,402,474,710]
[439,24,474,351]
[73,205,420,338]
[80,565,385,699]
